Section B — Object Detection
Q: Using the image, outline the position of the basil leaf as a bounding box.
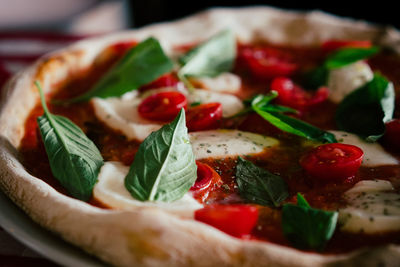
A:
[35,81,103,201]
[282,193,338,251]
[296,193,310,208]
[262,104,298,114]
[236,157,288,207]
[335,73,395,142]
[178,30,236,79]
[251,97,337,143]
[324,47,379,69]
[65,37,173,103]
[124,109,197,202]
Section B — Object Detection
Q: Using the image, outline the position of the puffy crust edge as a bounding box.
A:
[1,6,400,267]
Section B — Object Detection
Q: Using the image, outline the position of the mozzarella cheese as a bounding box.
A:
[92,87,244,141]
[190,130,279,159]
[187,89,244,117]
[92,91,163,141]
[339,179,400,234]
[93,162,203,218]
[328,61,374,103]
[331,130,398,167]
[190,72,242,94]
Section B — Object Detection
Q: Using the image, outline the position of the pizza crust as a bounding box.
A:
[1,6,400,266]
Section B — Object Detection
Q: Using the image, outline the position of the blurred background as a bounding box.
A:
[1,0,399,86]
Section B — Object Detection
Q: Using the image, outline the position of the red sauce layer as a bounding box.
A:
[18,42,400,254]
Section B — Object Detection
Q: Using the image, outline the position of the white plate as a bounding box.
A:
[0,190,105,267]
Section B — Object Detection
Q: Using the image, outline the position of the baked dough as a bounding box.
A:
[1,7,400,266]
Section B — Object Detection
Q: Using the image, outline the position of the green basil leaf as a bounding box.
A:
[282,193,338,251]
[236,157,288,207]
[178,30,236,79]
[262,104,298,114]
[64,37,173,103]
[296,193,310,208]
[124,109,197,202]
[35,81,103,201]
[251,97,337,143]
[335,73,395,142]
[324,47,379,69]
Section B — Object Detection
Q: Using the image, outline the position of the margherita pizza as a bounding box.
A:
[1,7,400,267]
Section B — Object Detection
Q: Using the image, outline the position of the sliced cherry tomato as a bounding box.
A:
[194,204,259,237]
[271,77,329,110]
[300,143,364,182]
[237,45,298,79]
[322,40,372,53]
[383,119,400,151]
[190,161,222,201]
[139,73,180,92]
[186,103,222,132]
[110,40,137,55]
[138,91,187,121]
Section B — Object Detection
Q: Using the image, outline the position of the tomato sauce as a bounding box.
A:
[18,41,400,254]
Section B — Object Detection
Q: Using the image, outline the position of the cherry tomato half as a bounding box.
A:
[138,91,187,121]
[237,46,298,79]
[139,73,180,92]
[322,40,372,53]
[190,161,222,201]
[300,143,364,182]
[194,204,259,238]
[186,103,222,132]
[384,119,400,151]
[110,40,137,55]
[271,77,329,110]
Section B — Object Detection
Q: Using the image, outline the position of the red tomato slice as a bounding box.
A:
[384,119,400,151]
[190,161,222,201]
[186,103,222,132]
[110,40,137,55]
[138,91,187,121]
[139,73,180,92]
[191,162,214,191]
[271,77,329,110]
[322,40,372,53]
[300,143,364,182]
[194,204,259,238]
[237,46,298,79]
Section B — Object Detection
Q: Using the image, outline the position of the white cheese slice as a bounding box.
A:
[328,61,374,103]
[190,130,279,159]
[331,130,398,167]
[93,88,244,141]
[191,72,242,94]
[93,162,202,218]
[339,179,400,234]
[187,89,244,117]
[92,91,163,141]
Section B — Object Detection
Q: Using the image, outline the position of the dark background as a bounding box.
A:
[127,0,400,29]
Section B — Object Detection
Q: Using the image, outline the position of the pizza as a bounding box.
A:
[1,7,400,266]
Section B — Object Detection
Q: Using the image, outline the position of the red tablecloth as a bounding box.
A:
[0,32,84,266]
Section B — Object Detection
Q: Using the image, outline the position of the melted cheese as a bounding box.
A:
[93,162,202,218]
[190,130,279,159]
[339,180,400,234]
[92,88,244,141]
[328,61,374,103]
[92,91,163,141]
[331,131,398,167]
[191,72,242,94]
[187,89,244,117]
